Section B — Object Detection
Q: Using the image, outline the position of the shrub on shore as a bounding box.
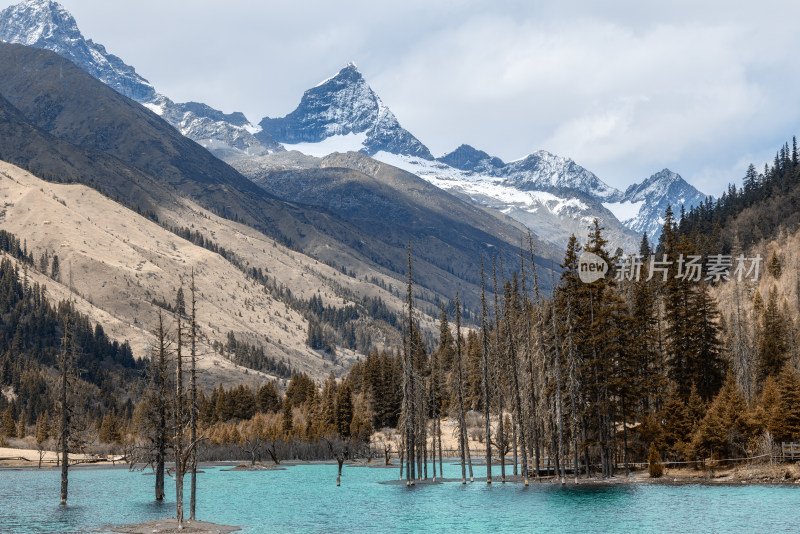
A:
[649,444,664,478]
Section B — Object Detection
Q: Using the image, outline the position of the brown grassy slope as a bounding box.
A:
[0,161,426,387]
[709,225,800,403]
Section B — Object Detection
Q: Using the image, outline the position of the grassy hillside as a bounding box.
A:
[0,161,429,385]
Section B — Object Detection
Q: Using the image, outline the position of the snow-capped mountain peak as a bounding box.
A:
[624,168,682,200]
[0,0,278,155]
[437,144,505,172]
[0,0,156,101]
[0,0,79,47]
[258,63,433,159]
[604,168,706,241]
[502,150,623,202]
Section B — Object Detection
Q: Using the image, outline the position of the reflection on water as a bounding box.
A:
[1,462,800,533]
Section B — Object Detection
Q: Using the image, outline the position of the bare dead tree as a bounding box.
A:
[189,270,198,520]
[325,438,350,486]
[383,440,393,466]
[175,287,185,528]
[398,434,404,480]
[512,248,530,485]
[436,338,444,480]
[171,286,205,530]
[492,255,506,482]
[58,304,75,506]
[453,294,468,484]
[240,433,264,466]
[155,310,170,501]
[551,269,566,484]
[402,246,416,486]
[430,392,437,481]
[527,234,544,478]
[565,284,582,483]
[480,263,493,484]
[265,440,281,465]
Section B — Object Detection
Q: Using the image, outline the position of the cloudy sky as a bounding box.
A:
[48,1,800,193]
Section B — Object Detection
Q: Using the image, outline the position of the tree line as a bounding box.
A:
[396,203,800,484]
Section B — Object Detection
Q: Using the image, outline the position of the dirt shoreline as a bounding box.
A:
[4,444,800,486]
[108,518,239,533]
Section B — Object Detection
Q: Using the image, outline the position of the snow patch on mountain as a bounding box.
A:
[603,200,646,222]
[374,151,636,250]
[501,151,622,202]
[141,101,164,116]
[283,132,368,157]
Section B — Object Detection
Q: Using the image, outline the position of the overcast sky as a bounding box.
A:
[42,1,800,194]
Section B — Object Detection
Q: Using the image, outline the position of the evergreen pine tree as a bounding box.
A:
[690,281,724,399]
[775,366,800,441]
[281,400,293,438]
[692,374,749,459]
[758,287,789,384]
[1,405,15,436]
[335,381,353,438]
[648,443,664,478]
[758,375,782,438]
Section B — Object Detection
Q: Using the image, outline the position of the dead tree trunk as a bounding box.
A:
[508,251,529,484]
[403,247,416,486]
[455,295,468,484]
[465,431,474,482]
[550,278,566,484]
[399,436,404,480]
[59,307,73,506]
[174,287,185,528]
[492,257,506,483]
[420,387,427,480]
[527,236,544,479]
[512,416,519,477]
[155,311,169,501]
[565,290,581,483]
[480,263,493,484]
[384,442,392,466]
[430,418,436,480]
[189,271,198,520]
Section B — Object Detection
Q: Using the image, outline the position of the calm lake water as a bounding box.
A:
[1,460,799,533]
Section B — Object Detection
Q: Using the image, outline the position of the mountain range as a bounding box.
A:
[0,3,565,386]
[0,0,712,385]
[0,0,707,251]
[247,64,706,248]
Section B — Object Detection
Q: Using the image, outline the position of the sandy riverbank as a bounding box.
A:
[109,518,239,533]
[0,446,123,468]
[5,443,800,486]
[380,461,800,486]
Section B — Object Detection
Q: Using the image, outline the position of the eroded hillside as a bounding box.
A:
[0,161,432,386]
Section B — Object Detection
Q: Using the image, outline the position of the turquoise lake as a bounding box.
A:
[2,461,800,533]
